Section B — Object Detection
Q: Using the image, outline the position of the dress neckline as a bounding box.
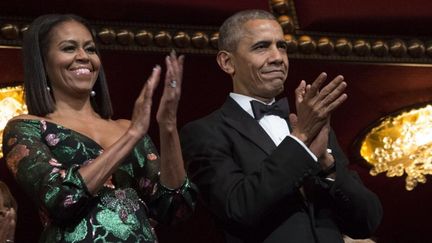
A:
[9,118,106,150]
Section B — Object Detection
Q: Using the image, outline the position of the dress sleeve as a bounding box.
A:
[2,120,93,226]
[134,135,198,225]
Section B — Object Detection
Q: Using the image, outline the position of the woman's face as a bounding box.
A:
[44,20,100,99]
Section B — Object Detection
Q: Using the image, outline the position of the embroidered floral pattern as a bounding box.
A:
[147,153,157,161]
[40,120,47,132]
[45,133,60,146]
[63,194,77,207]
[101,188,142,223]
[139,178,153,190]
[6,144,29,176]
[104,175,115,189]
[2,119,197,242]
[48,158,62,167]
[7,137,17,146]
[48,158,66,178]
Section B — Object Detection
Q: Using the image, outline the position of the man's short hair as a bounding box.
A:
[218,9,277,52]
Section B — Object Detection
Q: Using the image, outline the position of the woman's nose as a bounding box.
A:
[75,48,89,61]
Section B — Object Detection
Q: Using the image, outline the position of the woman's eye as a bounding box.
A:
[86,46,96,54]
[62,46,75,52]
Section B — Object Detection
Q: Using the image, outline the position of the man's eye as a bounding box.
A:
[278,43,288,50]
[254,44,266,50]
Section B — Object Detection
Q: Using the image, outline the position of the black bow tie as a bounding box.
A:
[250,97,289,120]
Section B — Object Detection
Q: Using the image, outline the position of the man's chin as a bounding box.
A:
[265,86,284,99]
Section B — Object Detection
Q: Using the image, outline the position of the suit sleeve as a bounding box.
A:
[180,119,322,229]
[312,129,383,238]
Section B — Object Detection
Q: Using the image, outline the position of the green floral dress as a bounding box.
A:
[2,119,197,243]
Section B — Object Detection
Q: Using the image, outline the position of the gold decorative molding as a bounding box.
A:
[85,22,220,54]
[0,16,220,55]
[0,1,432,64]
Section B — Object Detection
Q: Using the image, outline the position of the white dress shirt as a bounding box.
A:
[230,93,317,161]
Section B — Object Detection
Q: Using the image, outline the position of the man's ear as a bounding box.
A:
[216,51,235,75]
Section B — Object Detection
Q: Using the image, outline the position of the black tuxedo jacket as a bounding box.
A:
[180,97,382,243]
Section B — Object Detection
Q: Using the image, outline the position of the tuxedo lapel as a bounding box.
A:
[285,117,292,132]
[220,97,276,155]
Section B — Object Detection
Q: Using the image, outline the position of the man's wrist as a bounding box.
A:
[319,149,336,177]
[290,130,309,145]
[319,149,334,167]
[321,162,336,175]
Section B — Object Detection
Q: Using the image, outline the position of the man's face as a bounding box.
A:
[230,19,289,102]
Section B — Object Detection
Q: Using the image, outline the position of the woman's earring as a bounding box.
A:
[90,90,96,97]
[46,87,51,92]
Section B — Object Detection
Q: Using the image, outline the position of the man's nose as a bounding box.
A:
[268,46,284,64]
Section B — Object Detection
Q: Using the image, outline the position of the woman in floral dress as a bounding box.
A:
[2,14,197,242]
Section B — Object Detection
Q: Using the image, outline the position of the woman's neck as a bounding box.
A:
[47,98,101,121]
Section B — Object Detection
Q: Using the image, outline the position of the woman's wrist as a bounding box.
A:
[126,126,146,141]
[158,122,178,133]
[159,177,188,193]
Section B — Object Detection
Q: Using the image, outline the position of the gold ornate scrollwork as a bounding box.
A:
[360,104,432,191]
[0,85,27,158]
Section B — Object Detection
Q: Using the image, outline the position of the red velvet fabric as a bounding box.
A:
[0,0,268,25]
[294,0,432,35]
[1,1,432,241]
[1,46,432,243]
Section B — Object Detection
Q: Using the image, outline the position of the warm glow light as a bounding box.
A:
[0,85,27,158]
[360,104,432,191]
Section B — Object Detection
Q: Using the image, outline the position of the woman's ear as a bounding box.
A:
[216,51,235,75]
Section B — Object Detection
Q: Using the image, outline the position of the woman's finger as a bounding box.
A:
[177,55,185,85]
[164,55,177,90]
[169,50,180,80]
[138,65,161,99]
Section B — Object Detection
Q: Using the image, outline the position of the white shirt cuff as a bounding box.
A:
[287,135,318,161]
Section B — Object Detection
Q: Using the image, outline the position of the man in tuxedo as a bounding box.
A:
[180,9,382,243]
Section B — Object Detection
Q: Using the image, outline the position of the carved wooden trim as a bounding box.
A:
[0,16,220,55]
[1,1,432,64]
